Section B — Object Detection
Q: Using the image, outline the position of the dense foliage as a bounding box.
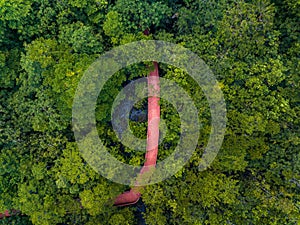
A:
[0,0,299,224]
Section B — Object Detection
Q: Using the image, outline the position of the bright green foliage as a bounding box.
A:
[53,143,98,186]
[108,0,172,33]
[103,0,172,44]
[0,0,299,224]
[59,22,103,54]
[103,11,126,40]
[0,0,32,29]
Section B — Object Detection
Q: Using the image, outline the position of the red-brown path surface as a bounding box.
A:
[114,62,160,206]
[0,209,21,219]
[0,210,10,219]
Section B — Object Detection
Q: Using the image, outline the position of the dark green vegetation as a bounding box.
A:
[0,0,299,224]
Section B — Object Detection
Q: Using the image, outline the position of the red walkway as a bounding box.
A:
[0,210,21,219]
[114,62,160,206]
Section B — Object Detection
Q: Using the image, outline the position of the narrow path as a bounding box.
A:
[114,62,160,206]
[0,210,10,219]
[0,209,21,219]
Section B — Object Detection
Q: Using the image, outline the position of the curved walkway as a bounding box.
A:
[114,62,160,206]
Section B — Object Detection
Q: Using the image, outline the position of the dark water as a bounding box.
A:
[135,199,146,225]
[112,99,148,137]
[130,108,147,122]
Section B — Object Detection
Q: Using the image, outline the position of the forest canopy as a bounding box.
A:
[0,0,299,224]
